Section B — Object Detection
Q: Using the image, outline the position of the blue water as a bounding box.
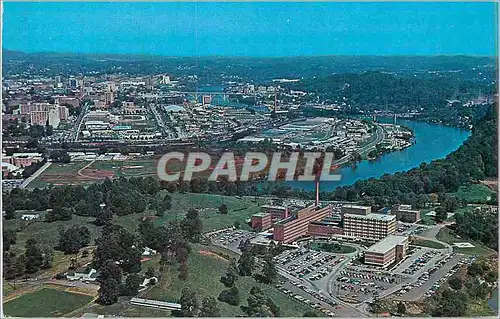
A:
[288,119,471,191]
[488,288,498,312]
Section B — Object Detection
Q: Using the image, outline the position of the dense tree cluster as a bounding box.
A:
[57,225,91,254]
[241,286,280,317]
[3,176,161,221]
[453,208,498,250]
[428,258,497,317]
[4,238,53,279]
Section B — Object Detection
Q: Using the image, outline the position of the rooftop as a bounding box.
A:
[252,212,271,218]
[366,235,408,254]
[345,213,396,222]
[342,204,372,210]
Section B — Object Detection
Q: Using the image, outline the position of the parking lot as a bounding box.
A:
[207,228,256,253]
[394,253,474,301]
[330,266,410,303]
[277,282,337,317]
[275,248,346,282]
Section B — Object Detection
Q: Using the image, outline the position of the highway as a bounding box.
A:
[69,102,91,142]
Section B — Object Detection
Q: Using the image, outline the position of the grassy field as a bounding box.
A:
[4,193,263,271]
[436,227,497,257]
[447,183,495,204]
[3,288,93,317]
[310,241,357,253]
[27,159,159,189]
[411,238,446,249]
[142,244,311,317]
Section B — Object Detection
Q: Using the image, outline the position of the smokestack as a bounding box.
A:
[315,180,320,207]
[274,92,277,112]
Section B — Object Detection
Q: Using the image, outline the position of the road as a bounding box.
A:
[333,125,385,166]
[20,162,52,188]
[70,102,91,142]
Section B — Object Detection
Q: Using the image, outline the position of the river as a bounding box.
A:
[488,288,498,312]
[197,85,472,191]
[287,118,471,191]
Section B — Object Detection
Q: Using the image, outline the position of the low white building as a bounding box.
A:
[66,267,98,281]
[21,213,40,221]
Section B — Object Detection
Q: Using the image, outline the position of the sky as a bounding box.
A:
[2,2,498,57]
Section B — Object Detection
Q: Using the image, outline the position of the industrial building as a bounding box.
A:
[343,213,396,241]
[364,235,409,267]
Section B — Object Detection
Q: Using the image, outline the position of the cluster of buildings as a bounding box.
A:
[1,152,45,177]
[250,187,421,268]
[9,102,69,128]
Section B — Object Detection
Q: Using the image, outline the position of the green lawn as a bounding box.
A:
[3,288,93,317]
[411,238,446,249]
[5,193,263,257]
[151,192,263,232]
[447,184,495,204]
[310,241,357,254]
[436,227,497,257]
[142,244,311,317]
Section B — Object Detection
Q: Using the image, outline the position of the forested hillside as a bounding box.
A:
[331,105,497,207]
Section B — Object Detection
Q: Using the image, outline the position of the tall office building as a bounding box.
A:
[343,213,396,241]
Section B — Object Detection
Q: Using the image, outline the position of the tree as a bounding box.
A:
[241,286,280,317]
[233,221,241,229]
[397,301,406,315]
[4,205,16,220]
[93,224,143,274]
[121,273,141,296]
[96,260,122,305]
[261,254,277,284]
[58,226,91,254]
[435,206,448,223]
[448,277,462,290]
[432,289,467,317]
[179,288,199,317]
[219,204,228,214]
[303,310,321,317]
[218,286,240,306]
[200,296,220,317]
[45,206,72,222]
[40,245,54,269]
[238,248,254,276]
[485,270,497,283]
[3,229,17,251]
[94,206,113,226]
[145,267,155,278]
[24,238,43,273]
[220,260,239,288]
[179,260,189,280]
[467,262,483,277]
[181,208,203,243]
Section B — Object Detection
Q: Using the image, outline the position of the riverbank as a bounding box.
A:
[288,118,470,190]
